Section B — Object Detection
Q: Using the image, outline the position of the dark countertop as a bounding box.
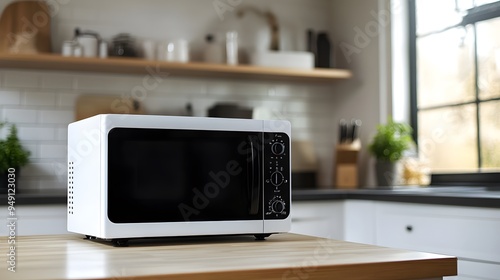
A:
[1,186,499,208]
[293,186,500,208]
[0,191,66,206]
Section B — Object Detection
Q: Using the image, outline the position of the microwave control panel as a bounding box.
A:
[263,132,290,220]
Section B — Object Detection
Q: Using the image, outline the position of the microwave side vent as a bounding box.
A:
[68,161,75,215]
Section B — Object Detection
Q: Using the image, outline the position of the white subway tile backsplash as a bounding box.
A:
[0,90,22,105]
[56,127,69,141]
[24,91,57,106]
[40,110,74,124]
[52,160,68,179]
[17,179,40,192]
[284,101,333,115]
[3,108,38,123]
[206,81,268,98]
[58,93,80,107]
[22,162,59,177]
[74,74,137,92]
[39,178,66,191]
[22,144,39,159]
[143,97,192,115]
[4,71,40,88]
[41,73,75,89]
[155,78,205,96]
[40,144,68,159]
[18,127,56,141]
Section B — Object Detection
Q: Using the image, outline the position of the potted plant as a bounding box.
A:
[0,122,30,193]
[368,119,414,187]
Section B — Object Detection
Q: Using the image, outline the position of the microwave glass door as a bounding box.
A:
[107,128,263,223]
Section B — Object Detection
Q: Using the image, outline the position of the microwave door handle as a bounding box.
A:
[249,138,260,215]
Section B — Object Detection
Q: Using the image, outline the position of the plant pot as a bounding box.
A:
[0,168,20,194]
[375,161,397,187]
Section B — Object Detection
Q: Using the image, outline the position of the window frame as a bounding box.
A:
[409,0,500,186]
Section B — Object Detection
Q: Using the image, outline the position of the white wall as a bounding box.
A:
[330,0,393,186]
[0,0,347,191]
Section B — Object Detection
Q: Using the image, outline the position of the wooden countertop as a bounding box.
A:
[0,234,456,280]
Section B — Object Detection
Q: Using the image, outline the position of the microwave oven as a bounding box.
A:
[67,114,291,246]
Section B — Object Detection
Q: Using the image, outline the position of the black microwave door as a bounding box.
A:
[107,128,263,223]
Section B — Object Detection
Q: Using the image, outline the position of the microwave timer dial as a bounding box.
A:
[271,142,286,155]
[269,197,286,214]
[270,171,284,186]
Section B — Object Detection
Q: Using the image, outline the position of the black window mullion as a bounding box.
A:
[410,0,500,185]
[472,23,483,170]
[409,0,419,145]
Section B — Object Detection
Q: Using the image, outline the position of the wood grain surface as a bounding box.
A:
[0,234,456,280]
[0,1,52,53]
[0,53,352,82]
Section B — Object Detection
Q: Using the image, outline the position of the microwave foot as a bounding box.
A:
[111,239,129,247]
[254,234,272,241]
[84,235,97,240]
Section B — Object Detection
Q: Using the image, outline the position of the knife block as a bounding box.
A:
[334,139,361,189]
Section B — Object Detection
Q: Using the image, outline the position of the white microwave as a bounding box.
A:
[67,114,291,246]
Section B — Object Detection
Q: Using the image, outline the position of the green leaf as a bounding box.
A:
[368,119,414,163]
[0,122,30,172]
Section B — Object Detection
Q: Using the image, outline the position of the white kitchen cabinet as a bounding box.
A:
[373,201,500,280]
[343,200,376,244]
[457,260,500,280]
[294,199,500,279]
[290,201,344,239]
[0,205,68,236]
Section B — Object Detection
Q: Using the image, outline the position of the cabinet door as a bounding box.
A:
[343,200,376,244]
[457,260,500,280]
[290,201,343,239]
[375,202,500,263]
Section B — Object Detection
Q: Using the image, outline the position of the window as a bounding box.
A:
[410,0,500,185]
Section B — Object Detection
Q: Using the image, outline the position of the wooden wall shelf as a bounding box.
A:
[0,53,352,82]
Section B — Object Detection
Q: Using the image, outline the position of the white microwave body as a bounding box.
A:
[67,114,291,242]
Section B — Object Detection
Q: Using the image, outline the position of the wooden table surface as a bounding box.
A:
[0,234,456,280]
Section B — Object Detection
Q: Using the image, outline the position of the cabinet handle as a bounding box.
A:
[406,225,413,232]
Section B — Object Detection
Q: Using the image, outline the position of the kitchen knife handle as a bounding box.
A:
[351,119,362,142]
[339,119,347,143]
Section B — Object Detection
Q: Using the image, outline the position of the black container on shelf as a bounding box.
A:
[111,33,137,57]
[207,103,253,119]
[316,32,331,68]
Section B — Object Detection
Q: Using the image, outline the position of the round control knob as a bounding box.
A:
[271,142,285,155]
[271,172,284,186]
[271,199,285,214]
